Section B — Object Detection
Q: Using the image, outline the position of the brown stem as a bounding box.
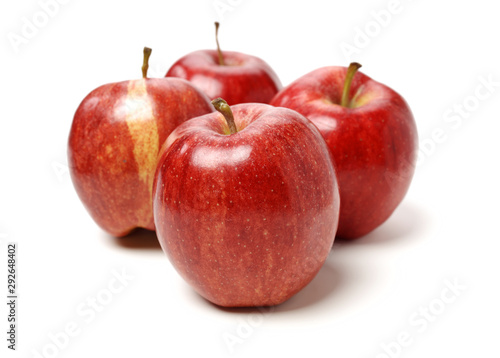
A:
[215,22,225,66]
[142,47,152,78]
[341,62,362,107]
[211,98,237,134]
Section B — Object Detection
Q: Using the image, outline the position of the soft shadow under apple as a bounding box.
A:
[106,228,162,250]
[274,259,341,312]
[335,201,429,246]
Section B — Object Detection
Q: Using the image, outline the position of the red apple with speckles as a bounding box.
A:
[68,48,214,237]
[153,98,340,307]
[166,22,282,105]
[271,63,418,239]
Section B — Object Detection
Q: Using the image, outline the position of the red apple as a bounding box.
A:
[68,48,214,237]
[271,63,418,239]
[165,22,282,105]
[153,98,340,307]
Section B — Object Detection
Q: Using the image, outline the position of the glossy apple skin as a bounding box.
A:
[166,50,282,105]
[271,67,418,239]
[68,78,214,237]
[153,104,340,307]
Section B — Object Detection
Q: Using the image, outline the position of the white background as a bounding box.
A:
[1,0,499,357]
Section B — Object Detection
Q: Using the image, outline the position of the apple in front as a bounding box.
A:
[153,99,340,307]
[271,64,418,239]
[68,48,214,237]
[166,23,282,105]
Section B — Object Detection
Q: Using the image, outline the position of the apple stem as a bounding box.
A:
[215,22,225,66]
[142,47,152,78]
[212,98,237,134]
[340,62,362,107]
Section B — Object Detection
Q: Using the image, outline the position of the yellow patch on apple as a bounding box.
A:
[124,79,159,193]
